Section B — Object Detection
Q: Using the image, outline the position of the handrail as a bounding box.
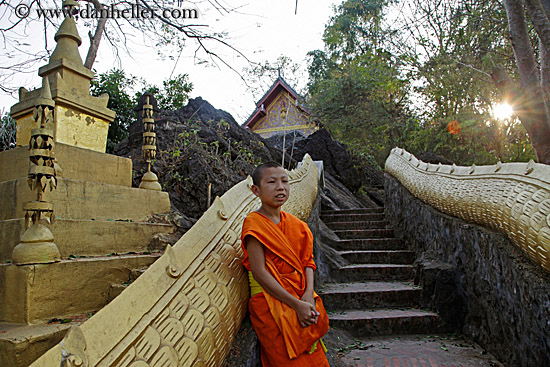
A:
[30,154,319,367]
[385,148,550,272]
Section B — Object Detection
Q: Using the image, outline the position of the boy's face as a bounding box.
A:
[251,166,290,208]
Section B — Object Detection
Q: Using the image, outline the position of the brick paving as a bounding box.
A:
[331,334,503,367]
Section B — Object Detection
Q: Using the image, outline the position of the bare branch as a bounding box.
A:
[0,0,251,94]
[455,60,493,79]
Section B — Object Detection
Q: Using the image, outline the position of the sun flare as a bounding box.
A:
[491,103,514,120]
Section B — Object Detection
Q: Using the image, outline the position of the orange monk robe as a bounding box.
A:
[241,211,330,367]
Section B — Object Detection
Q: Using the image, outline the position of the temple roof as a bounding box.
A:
[243,76,309,130]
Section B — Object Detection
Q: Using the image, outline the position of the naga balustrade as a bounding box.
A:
[385,148,550,272]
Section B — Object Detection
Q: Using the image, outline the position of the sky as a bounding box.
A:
[0,0,340,123]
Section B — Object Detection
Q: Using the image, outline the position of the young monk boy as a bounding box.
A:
[241,161,330,366]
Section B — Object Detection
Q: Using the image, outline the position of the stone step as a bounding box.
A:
[319,281,421,309]
[0,218,174,260]
[107,267,149,303]
[328,309,440,336]
[0,253,161,324]
[325,220,389,230]
[0,143,132,187]
[331,264,414,282]
[322,208,384,215]
[331,238,404,251]
[0,321,78,367]
[334,228,394,239]
[321,213,386,223]
[0,177,170,221]
[339,250,415,264]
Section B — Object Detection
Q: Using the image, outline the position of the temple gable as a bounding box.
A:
[243,77,317,138]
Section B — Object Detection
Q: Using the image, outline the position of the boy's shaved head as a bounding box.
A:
[252,161,284,187]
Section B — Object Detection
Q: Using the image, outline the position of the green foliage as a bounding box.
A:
[90,69,137,153]
[160,119,262,172]
[322,0,390,58]
[408,115,535,165]
[308,0,412,166]
[396,0,533,164]
[0,110,16,151]
[307,0,535,166]
[90,69,193,152]
[155,119,262,196]
[145,74,193,110]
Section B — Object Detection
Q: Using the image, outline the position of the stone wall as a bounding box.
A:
[385,173,550,366]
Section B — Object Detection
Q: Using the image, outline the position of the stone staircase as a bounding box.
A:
[319,207,441,336]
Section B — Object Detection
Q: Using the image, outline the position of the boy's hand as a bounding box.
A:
[294,299,319,327]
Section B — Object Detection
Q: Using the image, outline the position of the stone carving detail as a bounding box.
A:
[30,155,319,367]
[138,93,162,191]
[11,76,61,265]
[386,148,550,272]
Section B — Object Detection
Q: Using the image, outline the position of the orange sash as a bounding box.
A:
[241,211,329,359]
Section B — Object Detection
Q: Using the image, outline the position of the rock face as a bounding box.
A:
[115,97,290,220]
[267,129,384,194]
[115,97,380,221]
[385,173,550,366]
[292,129,384,192]
[416,151,453,165]
[321,172,372,210]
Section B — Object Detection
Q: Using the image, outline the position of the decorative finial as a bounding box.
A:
[525,159,535,175]
[12,76,61,265]
[49,0,83,65]
[34,76,54,109]
[139,94,162,191]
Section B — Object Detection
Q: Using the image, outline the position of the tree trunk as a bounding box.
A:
[503,0,550,164]
[524,0,550,54]
[537,0,550,96]
[84,0,107,70]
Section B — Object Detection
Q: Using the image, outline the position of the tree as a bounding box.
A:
[307,0,415,166]
[0,111,16,151]
[502,0,550,163]
[145,74,193,111]
[387,0,548,163]
[304,0,538,166]
[243,55,305,101]
[90,69,193,152]
[90,69,137,152]
[388,0,535,164]
[308,0,536,165]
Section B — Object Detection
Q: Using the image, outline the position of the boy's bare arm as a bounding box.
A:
[300,267,318,324]
[301,268,315,304]
[246,235,318,327]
